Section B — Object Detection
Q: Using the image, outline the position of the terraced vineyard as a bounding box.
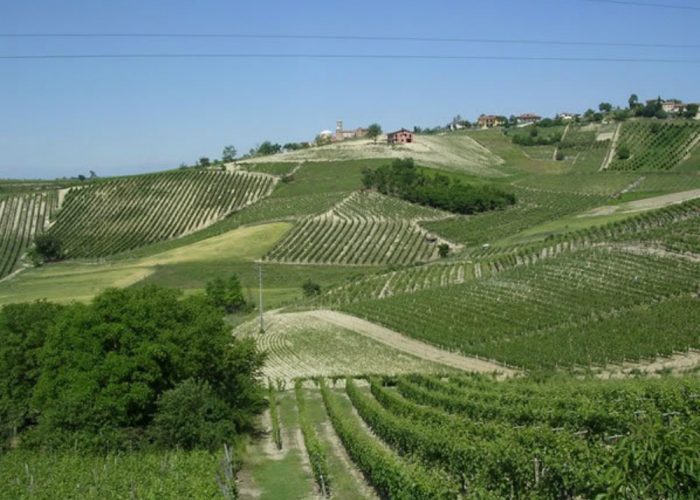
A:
[0,191,59,279]
[266,375,700,498]
[48,169,275,258]
[608,120,700,171]
[342,247,700,368]
[264,191,451,265]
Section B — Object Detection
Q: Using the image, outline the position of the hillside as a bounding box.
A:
[2,116,700,499]
[48,169,276,258]
[241,133,506,176]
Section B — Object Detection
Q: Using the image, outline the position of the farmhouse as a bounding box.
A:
[387,128,414,144]
[335,120,368,141]
[558,112,577,121]
[661,100,684,114]
[477,114,505,129]
[517,113,542,124]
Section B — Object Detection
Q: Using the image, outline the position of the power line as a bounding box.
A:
[583,0,700,10]
[0,53,698,63]
[0,33,696,49]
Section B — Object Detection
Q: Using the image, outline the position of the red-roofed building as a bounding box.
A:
[387,128,414,144]
[477,114,505,129]
[517,113,541,124]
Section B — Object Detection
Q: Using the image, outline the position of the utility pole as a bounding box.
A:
[258,262,264,333]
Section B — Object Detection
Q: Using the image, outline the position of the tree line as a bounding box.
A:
[0,282,265,452]
[361,158,516,215]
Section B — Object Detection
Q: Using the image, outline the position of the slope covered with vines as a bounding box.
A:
[264,191,451,265]
[608,120,700,171]
[48,169,275,258]
[0,191,59,279]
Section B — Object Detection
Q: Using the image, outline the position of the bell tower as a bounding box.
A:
[336,120,343,140]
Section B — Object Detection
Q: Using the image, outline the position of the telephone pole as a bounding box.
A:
[258,262,264,333]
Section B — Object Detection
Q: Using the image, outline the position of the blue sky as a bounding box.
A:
[1,0,698,179]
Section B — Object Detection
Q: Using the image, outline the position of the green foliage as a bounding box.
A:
[31,233,64,264]
[554,149,565,161]
[205,274,247,313]
[295,381,330,496]
[151,379,236,450]
[0,301,64,444]
[256,141,283,156]
[320,379,458,498]
[511,127,563,146]
[268,381,282,450]
[0,448,225,499]
[222,145,237,162]
[437,243,449,258]
[608,121,700,171]
[1,286,265,450]
[366,123,382,142]
[302,279,322,297]
[361,158,516,215]
[617,143,631,160]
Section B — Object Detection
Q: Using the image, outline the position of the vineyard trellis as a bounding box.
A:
[0,191,59,279]
[48,169,275,258]
[264,191,453,266]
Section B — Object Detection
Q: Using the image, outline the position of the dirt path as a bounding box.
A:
[580,188,700,217]
[598,350,700,379]
[307,309,516,375]
[600,122,622,171]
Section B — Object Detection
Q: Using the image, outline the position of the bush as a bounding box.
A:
[302,280,322,298]
[151,379,236,450]
[617,144,631,160]
[438,243,450,258]
[30,233,64,264]
[555,150,565,161]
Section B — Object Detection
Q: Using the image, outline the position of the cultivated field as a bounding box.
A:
[0,191,59,279]
[49,169,276,257]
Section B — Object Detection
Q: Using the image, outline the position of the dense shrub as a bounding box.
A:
[205,274,247,313]
[0,286,266,451]
[150,379,236,450]
[361,158,515,215]
[30,233,64,264]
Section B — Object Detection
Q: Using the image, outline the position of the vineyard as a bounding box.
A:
[342,247,700,368]
[608,120,700,171]
[264,191,452,265]
[0,191,59,279]
[48,169,275,258]
[251,375,700,498]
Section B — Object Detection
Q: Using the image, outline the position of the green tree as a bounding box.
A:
[683,103,699,119]
[256,141,282,156]
[206,275,246,313]
[599,102,613,113]
[438,243,450,258]
[628,94,639,109]
[198,157,211,167]
[302,280,321,298]
[367,123,382,143]
[222,145,237,163]
[31,233,64,264]
[617,144,631,160]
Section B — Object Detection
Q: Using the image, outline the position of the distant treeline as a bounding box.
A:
[361,158,516,214]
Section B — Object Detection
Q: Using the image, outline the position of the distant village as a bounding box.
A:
[316,97,699,148]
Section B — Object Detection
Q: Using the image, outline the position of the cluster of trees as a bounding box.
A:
[0,285,266,451]
[29,233,64,265]
[510,127,563,146]
[362,158,516,215]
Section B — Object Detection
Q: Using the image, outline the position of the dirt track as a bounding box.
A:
[598,350,700,379]
[307,309,516,375]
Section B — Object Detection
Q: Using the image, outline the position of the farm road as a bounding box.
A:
[306,309,517,376]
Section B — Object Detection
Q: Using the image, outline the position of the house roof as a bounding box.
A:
[387,128,412,135]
